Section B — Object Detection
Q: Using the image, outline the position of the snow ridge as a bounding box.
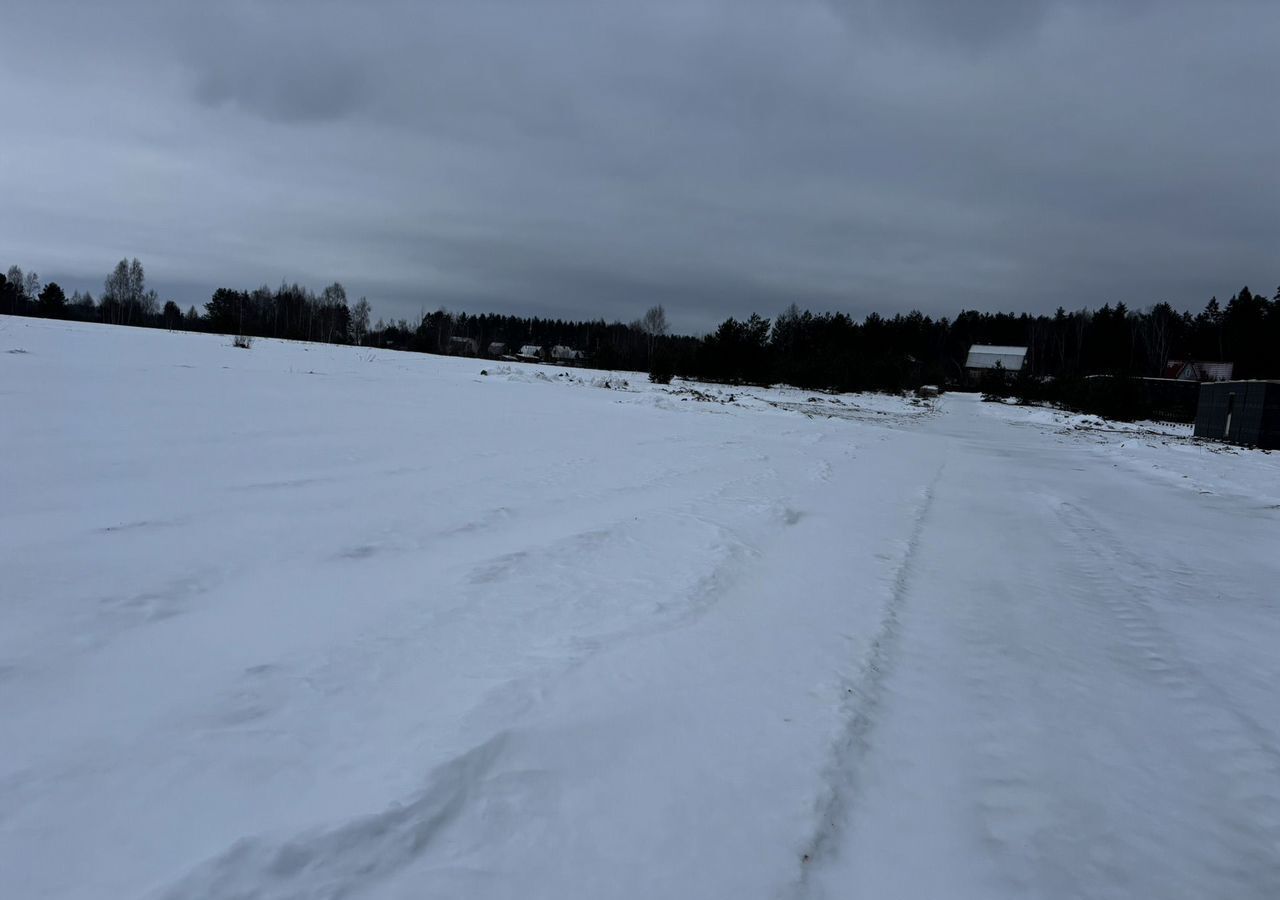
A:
[152,732,513,900]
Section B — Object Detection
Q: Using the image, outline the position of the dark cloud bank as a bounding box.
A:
[3,0,1277,332]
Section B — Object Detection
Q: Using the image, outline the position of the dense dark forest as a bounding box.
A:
[4,259,1278,402]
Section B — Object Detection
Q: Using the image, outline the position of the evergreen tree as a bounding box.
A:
[37,282,66,318]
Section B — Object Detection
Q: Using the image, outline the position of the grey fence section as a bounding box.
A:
[1139,378,1201,423]
[1194,381,1280,449]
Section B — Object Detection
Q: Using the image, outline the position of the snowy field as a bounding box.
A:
[2,316,1279,900]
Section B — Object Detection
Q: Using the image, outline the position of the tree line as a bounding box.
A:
[3,259,1277,394]
[0,260,374,346]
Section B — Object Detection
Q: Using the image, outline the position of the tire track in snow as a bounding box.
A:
[1054,501,1280,896]
[1056,502,1280,754]
[789,462,946,897]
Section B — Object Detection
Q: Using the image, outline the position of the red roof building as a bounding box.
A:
[1163,360,1234,382]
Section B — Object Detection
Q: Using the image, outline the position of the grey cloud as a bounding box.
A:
[175,5,373,123]
[1,0,1277,333]
[830,0,1057,46]
[192,56,370,124]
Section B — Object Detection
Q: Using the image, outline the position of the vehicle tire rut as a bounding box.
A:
[788,463,946,897]
[1055,501,1280,896]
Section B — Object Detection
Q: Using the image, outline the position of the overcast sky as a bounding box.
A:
[2,0,1277,332]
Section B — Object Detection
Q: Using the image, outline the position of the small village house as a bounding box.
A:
[551,345,585,364]
[447,336,479,356]
[965,345,1028,378]
[1163,360,1235,382]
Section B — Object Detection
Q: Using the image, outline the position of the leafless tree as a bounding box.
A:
[638,304,669,360]
[128,259,145,304]
[100,258,152,325]
[103,259,131,324]
[1140,302,1177,376]
[641,304,669,337]
[7,266,25,300]
[320,281,347,342]
[352,297,371,345]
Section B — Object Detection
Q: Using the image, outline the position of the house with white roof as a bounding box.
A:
[965,344,1028,374]
[551,345,584,363]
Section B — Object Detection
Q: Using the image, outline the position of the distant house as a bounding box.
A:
[487,342,507,357]
[1163,360,1234,382]
[551,345,584,364]
[965,345,1027,374]
[1194,380,1280,449]
[516,344,542,362]
[447,336,478,356]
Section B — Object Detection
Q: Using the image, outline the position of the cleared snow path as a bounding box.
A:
[2,319,1278,899]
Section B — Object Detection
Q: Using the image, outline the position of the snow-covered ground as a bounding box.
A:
[2,317,1278,900]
